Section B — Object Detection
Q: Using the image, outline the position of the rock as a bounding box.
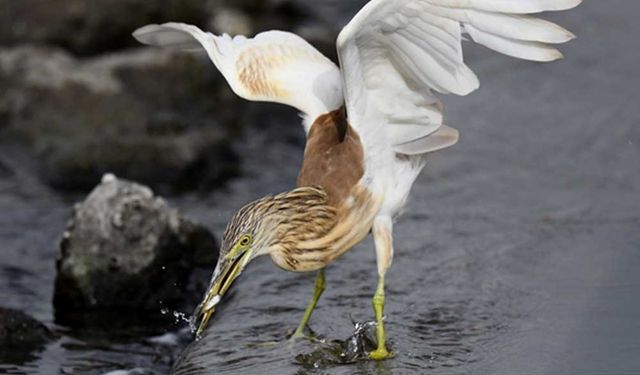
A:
[0,0,207,56]
[0,46,240,193]
[0,0,339,58]
[53,174,218,326]
[0,2,345,194]
[0,307,56,364]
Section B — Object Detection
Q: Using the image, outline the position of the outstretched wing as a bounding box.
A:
[337,0,581,155]
[133,23,343,128]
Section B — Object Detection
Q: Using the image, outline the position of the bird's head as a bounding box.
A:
[193,187,335,338]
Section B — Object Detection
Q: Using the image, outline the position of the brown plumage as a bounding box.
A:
[298,107,365,206]
[218,108,378,272]
[220,187,336,269]
[236,46,289,98]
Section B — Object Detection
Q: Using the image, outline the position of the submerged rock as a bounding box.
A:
[0,45,240,193]
[54,174,218,326]
[0,307,56,364]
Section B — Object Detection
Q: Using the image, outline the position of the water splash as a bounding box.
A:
[342,320,378,360]
[160,308,192,327]
[295,319,381,369]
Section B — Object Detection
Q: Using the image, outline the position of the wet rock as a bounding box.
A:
[0,307,56,364]
[53,174,218,326]
[0,0,206,56]
[0,46,240,193]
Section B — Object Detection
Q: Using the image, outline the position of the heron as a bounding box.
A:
[133,0,581,360]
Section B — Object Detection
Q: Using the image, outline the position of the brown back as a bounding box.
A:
[297,108,365,206]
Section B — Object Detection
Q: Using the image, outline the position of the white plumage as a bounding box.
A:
[134,23,343,129]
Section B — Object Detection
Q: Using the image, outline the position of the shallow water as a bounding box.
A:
[2,1,640,374]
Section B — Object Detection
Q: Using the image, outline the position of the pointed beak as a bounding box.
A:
[193,249,252,338]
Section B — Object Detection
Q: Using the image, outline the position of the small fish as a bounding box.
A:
[205,294,221,310]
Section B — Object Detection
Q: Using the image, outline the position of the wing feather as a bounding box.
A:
[394,125,460,155]
[464,24,564,62]
[338,0,581,155]
[133,23,343,128]
[428,0,582,14]
[456,11,576,44]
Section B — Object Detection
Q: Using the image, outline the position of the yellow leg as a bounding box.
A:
[370,216,394,360]
[369,274,392,360]
[292,269,325,338]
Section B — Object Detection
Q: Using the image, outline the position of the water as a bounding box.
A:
[2,1,640,374]
[160,309,193,327]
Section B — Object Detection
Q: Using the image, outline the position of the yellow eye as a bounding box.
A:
[225,235,253,261]
[239,235,252,247]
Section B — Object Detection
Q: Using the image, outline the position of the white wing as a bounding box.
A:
[337,0,581,155]
[133,23,343,128]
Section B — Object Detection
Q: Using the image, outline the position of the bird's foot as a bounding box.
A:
[289,331,307,341]
[288,327,324,343]
[369,348,394,360]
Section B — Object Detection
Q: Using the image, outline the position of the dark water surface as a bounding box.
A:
[2,1,640,374]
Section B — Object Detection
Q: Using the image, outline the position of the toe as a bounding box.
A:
[369,348,394,360]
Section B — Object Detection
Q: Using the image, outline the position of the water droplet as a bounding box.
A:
[188,315,197,334]
[160,308,191,325]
